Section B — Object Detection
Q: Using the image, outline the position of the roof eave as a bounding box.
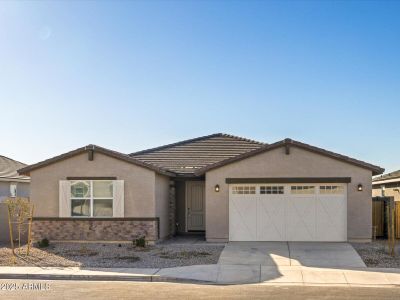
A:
[0,177,30,183]
[92,146,175,177]
[373,171,400,182]
[193,140,286,175]
[18,145,175,177]
[373,177,400,185]
[194,139,384,176]
[18,146,87,176]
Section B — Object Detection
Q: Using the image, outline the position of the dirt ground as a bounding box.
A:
[352,239,400,268]
[0,242,224,268]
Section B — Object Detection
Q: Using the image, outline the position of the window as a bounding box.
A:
[70,180,113,217]
[232,186,256,194]
[291,186,315,194]
[320,185,344,194]
[260,186,284,194]
[9,183,17,197]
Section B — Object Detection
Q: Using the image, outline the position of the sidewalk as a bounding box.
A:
[0,265,400,286]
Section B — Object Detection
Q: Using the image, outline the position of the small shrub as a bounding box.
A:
[134,236,146,248]
[38,238,49,248]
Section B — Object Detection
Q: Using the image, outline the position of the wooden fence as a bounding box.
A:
[372,198,400,239]
[372,201,384,237]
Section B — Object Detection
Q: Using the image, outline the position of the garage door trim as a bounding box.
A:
[226,177,351,184]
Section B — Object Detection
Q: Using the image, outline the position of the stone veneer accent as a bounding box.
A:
[169,180,176,236]
[31,218,159,242]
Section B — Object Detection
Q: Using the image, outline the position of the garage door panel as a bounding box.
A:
[229,197,257,241]
[315,196,346,241]
[257,197,285,241]
[286,197,315,241]
[229,184,347,242]
[316,197,345,227]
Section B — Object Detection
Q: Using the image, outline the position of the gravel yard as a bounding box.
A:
[0,241,224,268]
[352,240,400,268]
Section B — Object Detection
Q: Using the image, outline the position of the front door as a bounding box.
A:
[186,181,205,231]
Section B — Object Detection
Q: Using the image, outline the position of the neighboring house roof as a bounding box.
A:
[372,170,400,185]
[130,133,265,175]
[0,155,30,182]
[194,138,385,176]
[18,145,175,177]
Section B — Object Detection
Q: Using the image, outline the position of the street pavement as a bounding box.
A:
[0,279,399,300]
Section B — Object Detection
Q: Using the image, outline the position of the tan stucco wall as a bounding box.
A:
[29,152,157,218]
[372,185,400,201]
[155,174,171,239]
[205,146,373,242]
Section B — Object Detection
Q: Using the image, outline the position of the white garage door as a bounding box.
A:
[229,184,347,242]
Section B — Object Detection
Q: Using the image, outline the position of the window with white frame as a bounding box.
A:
[9,183,17,197]
[319,185,344,194]
[291,186,315,194]
[260,186,284,194]
[70,180,113,217]
[232,186,256,194]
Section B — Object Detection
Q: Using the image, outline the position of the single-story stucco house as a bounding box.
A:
[18,133,384,243]
[0,155,30,242]
[372,170,400,201]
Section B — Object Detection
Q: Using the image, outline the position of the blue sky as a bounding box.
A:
[0,1,399,173]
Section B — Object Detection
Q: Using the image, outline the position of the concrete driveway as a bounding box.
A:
[218,242,366,268]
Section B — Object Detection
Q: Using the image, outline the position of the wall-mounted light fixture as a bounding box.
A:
[357,184,363,192]
[215,184,220,192]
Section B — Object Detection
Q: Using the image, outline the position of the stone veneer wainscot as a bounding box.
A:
[31,218,159,242]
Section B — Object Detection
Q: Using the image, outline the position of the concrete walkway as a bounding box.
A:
[0,265,400,286]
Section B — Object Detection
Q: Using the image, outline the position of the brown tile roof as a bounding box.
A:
[18,134,384,178]
[0,155,29,182]
[130,133,265,176]
[373,170,400,182]
[18,145,175,177]
[194,138,385,176]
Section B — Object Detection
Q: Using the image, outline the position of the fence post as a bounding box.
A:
[387,197,396,257]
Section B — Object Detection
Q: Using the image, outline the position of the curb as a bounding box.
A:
[0,273,153,282]
[0,273,400,287]
[152,276,214,284]
[0,273,210,284]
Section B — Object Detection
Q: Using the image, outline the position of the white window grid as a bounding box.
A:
[260,186,284,194]
[232,186,256,195]
[230,184,345,195]
[290,186,316,194]
[70,180,114,217]
[319,185,344,194]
